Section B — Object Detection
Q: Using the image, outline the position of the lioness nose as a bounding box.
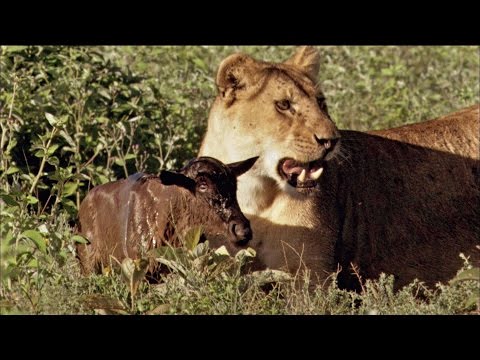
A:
[314,135,338,153]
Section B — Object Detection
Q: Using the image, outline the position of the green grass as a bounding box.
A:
[0,46,479,314]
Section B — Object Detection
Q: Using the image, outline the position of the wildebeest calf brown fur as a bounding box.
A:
[76,156,258,275]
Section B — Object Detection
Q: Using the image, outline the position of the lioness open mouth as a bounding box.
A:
[278,158,324,189]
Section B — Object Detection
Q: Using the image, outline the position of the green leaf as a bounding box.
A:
[465,293,479,310]
[1,229,14,245]
[5,166,20,175]
[132,258,149,286]
[27,259,38,268]
[193,58,207,71]
[114,158,125,167]
[96,117,110,124]
[214,245,230,256]
[124,153,136,160]
[34,149,45,158]
[127,116,142,123]
[97,174,110,185]
[22,230,46,253]
[120,257,149,298]
[235,247,256,263]
[57,115,69,127]
[59,130,76,148]
[156,258,188,277]
[45,112,58,127]
[183,226,203,251]
[98,88,111,100]
[47,144,60,155]
[192,241,209,258]
[63,182,78,197]
[211,245,232,265]
[46,156,59,166]
[26,195,39,204]
[149,246,186,261]
[61,198,77,210]
[94,143,104,153]
[3,46,28,53]
[450,268,480,284]
[20,173,33,182]
[115,122,126,133]
[71,235,89,244]
[0,194,19,207]
[38,224,49,234]
[61,147,76,153]
[120,258,136,281]
[58,250,68,261]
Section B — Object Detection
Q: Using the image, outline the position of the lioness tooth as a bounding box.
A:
[298,169,307,182]
[309,167,324,180]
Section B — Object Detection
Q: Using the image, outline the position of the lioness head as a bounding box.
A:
[200,46,340,199]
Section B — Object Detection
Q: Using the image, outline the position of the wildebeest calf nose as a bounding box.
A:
[229,221,252,245]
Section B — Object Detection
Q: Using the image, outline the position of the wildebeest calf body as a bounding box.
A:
[77,156,258,275]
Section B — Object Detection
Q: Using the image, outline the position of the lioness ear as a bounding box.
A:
[284,46,320,83]
[160,170,196,193]
[227,156,259,178]
[216,53,258,105]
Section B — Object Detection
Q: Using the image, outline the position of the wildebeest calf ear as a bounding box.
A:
[227,156,259,178]
[160,170,196,192]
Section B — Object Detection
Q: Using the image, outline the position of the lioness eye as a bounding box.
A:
[275,99,291,111]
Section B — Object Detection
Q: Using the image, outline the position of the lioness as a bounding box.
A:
[199,46,480,289]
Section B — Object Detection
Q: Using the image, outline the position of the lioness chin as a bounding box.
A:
[199,46,480,290]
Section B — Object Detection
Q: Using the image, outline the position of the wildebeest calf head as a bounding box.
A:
[160,156,258,245]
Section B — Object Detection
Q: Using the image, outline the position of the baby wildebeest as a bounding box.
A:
[76,156,258,275]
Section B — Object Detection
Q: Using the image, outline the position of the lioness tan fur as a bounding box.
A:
[199,46,480,289]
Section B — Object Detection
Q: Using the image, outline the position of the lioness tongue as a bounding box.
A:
[282,160,305,176]
[282,159,324,182]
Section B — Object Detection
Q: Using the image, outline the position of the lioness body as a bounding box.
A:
[334,106,479,288]
[199,46,480,289]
